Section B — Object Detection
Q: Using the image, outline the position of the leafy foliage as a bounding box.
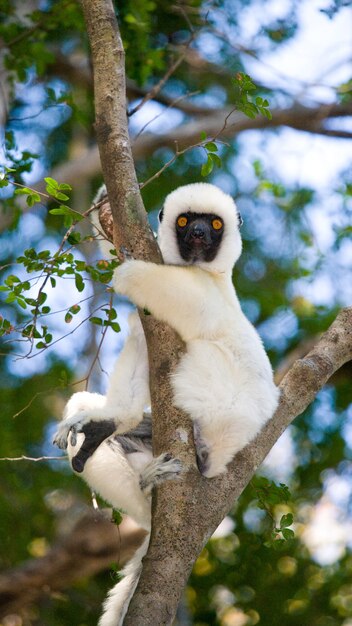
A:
[0,0,351,625]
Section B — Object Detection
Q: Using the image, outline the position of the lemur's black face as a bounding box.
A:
[175,211,224,263]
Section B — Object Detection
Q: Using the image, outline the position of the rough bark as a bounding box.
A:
[80,3,197,625]
[78,2,352,625]
[0,510,146,617]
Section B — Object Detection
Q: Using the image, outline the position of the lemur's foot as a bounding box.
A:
[140,453,183,494]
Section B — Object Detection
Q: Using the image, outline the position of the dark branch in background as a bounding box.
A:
[1,90,350,232]
[0,509,146,618]
[49,100,352,185]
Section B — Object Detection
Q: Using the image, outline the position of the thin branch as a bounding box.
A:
[46,100,352,189]
[83,294,113,390]
[132,90,200,142]
[127,307,352,625]
[128,36,195,117]
[0,455,66,462]
[127,78,214,116]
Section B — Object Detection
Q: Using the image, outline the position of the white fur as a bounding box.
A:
[158,182,242,272]
[65,400,181,626]
[98,537,149,626]
[54,312,150,449]
[54,182,279,623]
[113,183,279,477]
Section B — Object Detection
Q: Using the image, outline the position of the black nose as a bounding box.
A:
[191,224,205,239]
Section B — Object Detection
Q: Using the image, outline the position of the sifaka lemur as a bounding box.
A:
[54,182,279,625]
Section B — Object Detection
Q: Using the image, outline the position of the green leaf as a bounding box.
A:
[67,232,81,245]
[17,297,27,309]
[14,187,32,196]
[282,528,295,540]
[75,261,86,271]
[44,176,59,189]
[259,106,272,120]
[49,207,70,216]
[38,292,47,305]
[109,308,117,320]
[112,509,123,525]
[75,273,85,292]
[38,250,51,260]
[89,317,103,325]
[56,191,70,201]
[205,142,218,152]
[5,274,20,286]
[27,192,41,206]
[209,153,222,168]
[46,185,59,197]
[201,155,214,177]
[280,513,293,528]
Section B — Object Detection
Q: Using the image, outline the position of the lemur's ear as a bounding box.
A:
[158,208,164,222]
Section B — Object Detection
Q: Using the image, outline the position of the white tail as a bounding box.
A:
[98,535,149,626]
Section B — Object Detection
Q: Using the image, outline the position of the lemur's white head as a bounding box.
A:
[158,183,242,273]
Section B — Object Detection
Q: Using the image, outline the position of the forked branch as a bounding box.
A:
[79,2,352,624]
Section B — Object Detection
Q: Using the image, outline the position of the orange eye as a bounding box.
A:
[212,218,223,230]
[177,216,188,228]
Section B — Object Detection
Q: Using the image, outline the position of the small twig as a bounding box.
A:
[5,0,73,48]
[128,36,195,117]
[21,302,112,360]
[84,294,114,389]
[8,103,69,123]
[133,90,200,142]
[0,455,67,462]
[140,135,229,189]
[211,106,238,140]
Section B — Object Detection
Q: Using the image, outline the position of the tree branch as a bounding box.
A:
[66,4,352,624]
[2,98,350,234]
[0,510,146,617]
[79,4,197,625]
[126,307,352,625]
[50,100,352,185]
